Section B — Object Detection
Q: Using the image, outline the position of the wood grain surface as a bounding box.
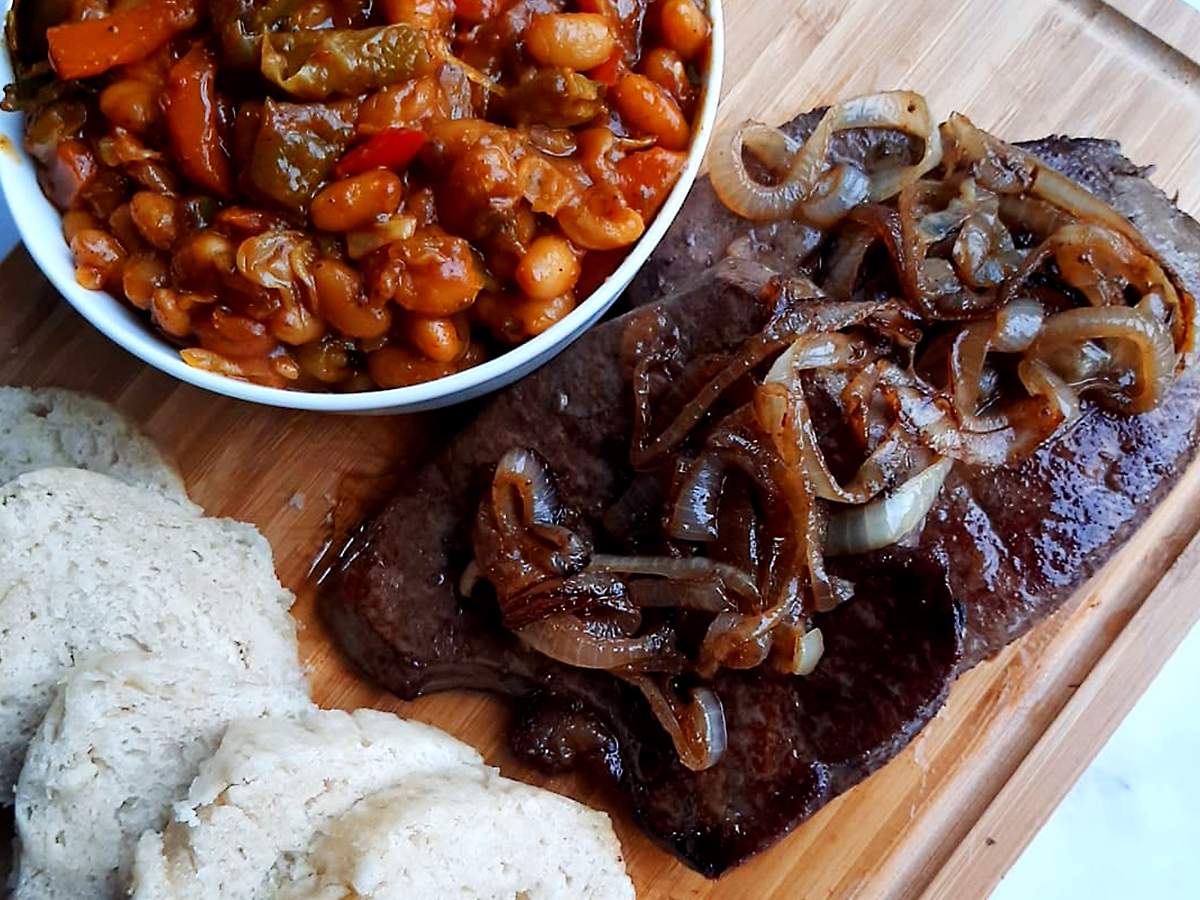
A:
[3,0,1199,897]
[1105,0,1200,64]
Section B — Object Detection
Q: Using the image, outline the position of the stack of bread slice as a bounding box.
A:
[0,387,634,900]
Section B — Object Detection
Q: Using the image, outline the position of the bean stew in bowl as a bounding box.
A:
[1,0,722,410]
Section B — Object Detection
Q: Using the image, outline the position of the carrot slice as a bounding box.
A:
[164,43,233,198]
[47,0,200,81]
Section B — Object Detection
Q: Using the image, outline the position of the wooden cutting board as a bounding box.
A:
[3,0,1200,896]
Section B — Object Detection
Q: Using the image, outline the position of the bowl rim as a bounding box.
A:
[0,0,725,413]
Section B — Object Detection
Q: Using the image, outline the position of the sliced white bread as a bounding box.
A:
[0,468,306,804]
[276,769,635,900]
[0,386,185,497]
[130,709,484,900]
[12,651,314,900]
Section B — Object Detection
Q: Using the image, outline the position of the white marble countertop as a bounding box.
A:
[1,185,1196,897]
[993,619,1200,899]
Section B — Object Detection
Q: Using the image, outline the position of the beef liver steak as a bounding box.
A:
[323,118,1200,875]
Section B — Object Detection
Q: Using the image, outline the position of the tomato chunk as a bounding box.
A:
[588,46,625,86]
[618,147,688,218]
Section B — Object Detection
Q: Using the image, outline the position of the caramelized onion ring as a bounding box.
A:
[668,455,724,541]
[632,301,892,467]
[518,614,676,670]
[490,448,589,577]
[624,675,728,772]
[826,457,952,556]
[768,624,825,676]
[699,608,784,673]
[629,578,734,613]
[800,164,871,229]
[710,91,942,222]
[993,298,1046,353]
[761,350,917,505]
[1033,305,1176,413]
[943,114,1195,355]
[588,553,760,604]
[879,361,1078,466]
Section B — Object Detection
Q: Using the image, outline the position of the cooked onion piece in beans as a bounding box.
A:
[14,0,713,390]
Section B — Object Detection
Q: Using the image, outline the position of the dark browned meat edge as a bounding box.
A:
[323,110,1200,878]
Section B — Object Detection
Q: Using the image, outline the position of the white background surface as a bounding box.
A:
[993,622,1200,899]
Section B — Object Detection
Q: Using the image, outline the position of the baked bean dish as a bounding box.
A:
[6,0,711,389]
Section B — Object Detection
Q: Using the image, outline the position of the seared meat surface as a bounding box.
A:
[323,114,1200,874]
[628,121,1200,667]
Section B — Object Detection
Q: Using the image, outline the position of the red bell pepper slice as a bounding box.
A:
[334,128,427,179]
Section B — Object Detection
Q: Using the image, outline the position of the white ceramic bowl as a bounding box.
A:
[0,3,723,413]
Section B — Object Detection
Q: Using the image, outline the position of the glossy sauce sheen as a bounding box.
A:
[18,0,710,390]
[323,121,1200,874]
